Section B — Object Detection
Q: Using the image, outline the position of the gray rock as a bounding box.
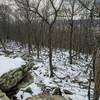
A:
[0,62,34,98]
[63,89,73,95]
[52,87,62,96]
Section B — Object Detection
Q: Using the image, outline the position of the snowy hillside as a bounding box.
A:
[0,42,94,100]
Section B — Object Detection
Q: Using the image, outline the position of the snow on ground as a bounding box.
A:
[0,55,25,76]
[16,83,42,100]
[0,42,94,100]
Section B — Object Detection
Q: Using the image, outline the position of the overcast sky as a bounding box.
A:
[0,0,9,4]
[0,0,5,3]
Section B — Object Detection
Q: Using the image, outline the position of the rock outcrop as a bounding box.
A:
[0,62,34,99]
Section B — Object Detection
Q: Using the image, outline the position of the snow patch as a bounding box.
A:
[0,56,25,76]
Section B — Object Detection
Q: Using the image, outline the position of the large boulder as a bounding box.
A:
[0,62,34,98]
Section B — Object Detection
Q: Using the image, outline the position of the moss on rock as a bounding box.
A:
[0,89,10,100]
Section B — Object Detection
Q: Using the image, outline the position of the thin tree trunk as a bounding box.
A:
[88,71,92,100]
[37,44,40,59]
[94,48,100,100]
[93,49,97,80]
[0,38,6,52]
[27,22,32,55]
[69,16,73,64]
[48,25,53,77]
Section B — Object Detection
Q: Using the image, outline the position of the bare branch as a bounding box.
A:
[78,0,91,11]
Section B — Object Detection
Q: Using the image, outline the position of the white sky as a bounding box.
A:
[0,0,99,20]
[0,0,8,4]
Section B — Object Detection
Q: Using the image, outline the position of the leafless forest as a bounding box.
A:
[0,0,100,100]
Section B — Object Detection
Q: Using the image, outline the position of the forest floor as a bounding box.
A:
[0,42,94,100]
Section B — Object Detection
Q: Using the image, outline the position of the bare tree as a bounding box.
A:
[78,0,100,100]
[0,4,12,52]
[14,0,35,55]
[14,0,63,77]
[63,0,82,64]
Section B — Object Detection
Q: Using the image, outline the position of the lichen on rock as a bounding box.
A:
[0,62,34,98]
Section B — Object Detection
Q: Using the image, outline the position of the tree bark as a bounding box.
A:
[94,48,100,100]
[69,14,74,64]
[48,25,53,77]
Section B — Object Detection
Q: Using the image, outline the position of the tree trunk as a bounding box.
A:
[27,22,32,55]
[48,25,53,77]
[0,37,6,52]
[37,44,40,59]
[94,48,100,100]
[69,17,73,64]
